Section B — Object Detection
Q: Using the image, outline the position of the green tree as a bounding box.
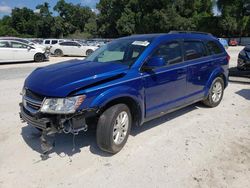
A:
[35,2,55,38]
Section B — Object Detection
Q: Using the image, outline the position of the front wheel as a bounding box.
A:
[54,49,63,57]
[203,77,224,107]
[34,53,44,62]
[96,104,131,154]
[86,49,93,56]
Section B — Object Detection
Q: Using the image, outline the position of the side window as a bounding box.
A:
[68,42,79,46]
[184,41,207,61]
[60,42,69,46]
[206,41,223,55]
[44,40,50,44]
[51,40,58,44]
[152,42,182,65]
[11,42,28,49]
[0,41,10,48]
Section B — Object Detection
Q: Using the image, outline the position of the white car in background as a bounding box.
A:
[0,37,46,50]
[42,39,67,48]
[0,40,49,63]
[51,41,98,57]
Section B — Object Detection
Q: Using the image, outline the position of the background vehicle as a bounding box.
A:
[20,32,229,154]
[42,39,67,48]
[0,37,46,49]
[218,38,229,49]
[237,45,250,70]
[229,38,238,46]
[0,40,49,63]
[50,41,98,56]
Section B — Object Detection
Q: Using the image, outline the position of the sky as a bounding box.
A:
[0,0,220,18]
[0,0,100,17]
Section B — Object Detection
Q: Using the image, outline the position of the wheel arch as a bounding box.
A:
[205,67,227,97]
[99,96,143,127]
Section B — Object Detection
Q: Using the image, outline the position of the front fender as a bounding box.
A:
[90,86,144,109]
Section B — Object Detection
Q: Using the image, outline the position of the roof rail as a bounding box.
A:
[169,31,212,36]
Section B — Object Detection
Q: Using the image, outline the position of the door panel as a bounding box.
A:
[142,41,187,119]
[183,40,213,102]
[11,42,34,61]
[143,65,187,118]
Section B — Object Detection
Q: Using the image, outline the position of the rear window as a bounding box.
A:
[184,41,207,61]
[206,41,223,54]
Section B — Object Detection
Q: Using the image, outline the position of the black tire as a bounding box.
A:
[96,104,132,154]
[34,53,44,62]
[86,49,94,56]
[203,77,224,107]
[54,49,63,57]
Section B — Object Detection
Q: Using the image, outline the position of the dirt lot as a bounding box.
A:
[0,47,249,188]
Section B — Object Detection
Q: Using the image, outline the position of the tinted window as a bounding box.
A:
[0,41,10,48]
[206,41,223,54]
[152,42,182,65]
[11,42,28,49]
[60,42,70,46]
[184,41,207,61]
[44,40,50,44]
[68,42,79,46]
[51,40,58,44]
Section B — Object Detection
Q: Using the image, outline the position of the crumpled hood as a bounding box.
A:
[25,59,129,97]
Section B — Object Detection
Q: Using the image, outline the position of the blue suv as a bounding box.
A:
[20,32,229,154]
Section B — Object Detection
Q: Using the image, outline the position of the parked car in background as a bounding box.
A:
[0,37,46,49]
[229,38,238,46]
[218,38,229,49]
[50,41,98,57]
[0,40,49,63]
[20,32,229,154]
[42,39,67,48]
[237,45,250,70]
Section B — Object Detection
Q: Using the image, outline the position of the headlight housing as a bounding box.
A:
[40,95,86,114]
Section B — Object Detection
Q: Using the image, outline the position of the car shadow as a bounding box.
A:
[131,103,200,136]
[21,102,201,159]
[235,89,250,100]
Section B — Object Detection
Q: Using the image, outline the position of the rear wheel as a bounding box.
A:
[54,49,63,57]
[34,53,44,62]
[203,77,224,107]
[96,104,131,154]
[86,49,94,56]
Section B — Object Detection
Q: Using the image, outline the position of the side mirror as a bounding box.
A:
[142,57,165,71]
[27,46,31,50]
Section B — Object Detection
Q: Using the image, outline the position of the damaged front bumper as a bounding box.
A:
[19,103,98,135]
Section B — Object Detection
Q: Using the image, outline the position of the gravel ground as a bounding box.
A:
[0,47,249,188]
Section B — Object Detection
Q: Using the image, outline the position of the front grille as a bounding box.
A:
[26,89,44,101]
[23,89,44,114]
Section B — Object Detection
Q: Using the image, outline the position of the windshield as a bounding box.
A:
[85,38,152,66]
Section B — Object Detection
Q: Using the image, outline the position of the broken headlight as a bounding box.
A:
[41,95,86,114]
